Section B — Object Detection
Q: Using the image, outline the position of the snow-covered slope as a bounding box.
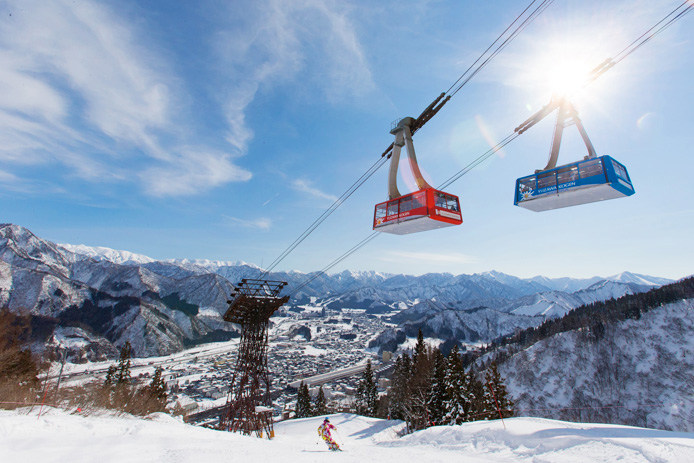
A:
[505,280,648,318]
[2,409,693,462]
[499,298,694,432]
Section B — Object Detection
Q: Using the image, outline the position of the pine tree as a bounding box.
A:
[115,341,132,386]
[295,382,313,418]
[102,342,134,410]
[376,393,390,419]
[0,309,39,408]
[104,364,117,387]
[462,368,483,422]
[314,385,328,416]
[426,348,447,426]
[388,353,412,424]
[482,362,514,420]
[0,309,39,386]
[104,342,133,388]
[356,360,378,417]
[142,367,168,413]
[412,329,427,367]
[443,344,466,425]
[467,371,486,421]
[410,329,432,430]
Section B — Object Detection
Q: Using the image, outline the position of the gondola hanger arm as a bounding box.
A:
[514,95,597,172]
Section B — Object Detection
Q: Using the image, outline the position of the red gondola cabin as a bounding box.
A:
[373,188,462,235]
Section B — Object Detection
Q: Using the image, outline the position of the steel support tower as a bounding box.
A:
[220,279,289,438]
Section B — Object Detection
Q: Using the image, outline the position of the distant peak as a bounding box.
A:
[59,243,155,265]
[605,271,672,286]
[172,259,262,270]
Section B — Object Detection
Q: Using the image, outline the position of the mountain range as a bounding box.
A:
[0,223,673,359]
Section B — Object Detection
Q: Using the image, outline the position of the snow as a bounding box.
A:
[2,409,693,462]
[173,258,262,270]
[400,336,443,351]
[606,271,673,287]
[500,299,694,432]
[59,243,156,265]
[303,345,328,356]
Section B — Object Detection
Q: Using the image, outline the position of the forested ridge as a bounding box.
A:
[473,276,694,366]
[473,276,694,431]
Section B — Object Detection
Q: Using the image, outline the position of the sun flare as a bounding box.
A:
[512,33,621,106]
[546,59,593,97]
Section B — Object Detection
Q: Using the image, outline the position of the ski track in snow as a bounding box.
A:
[2,409,693,463]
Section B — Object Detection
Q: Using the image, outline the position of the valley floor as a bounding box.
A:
[2,408,693,462]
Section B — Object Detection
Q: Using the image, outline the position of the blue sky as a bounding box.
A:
[1,0,692,280]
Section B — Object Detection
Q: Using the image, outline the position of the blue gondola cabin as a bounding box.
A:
[514,155,634,212]
[373,188,462,235]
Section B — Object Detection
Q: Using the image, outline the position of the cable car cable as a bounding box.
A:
[613,0,693,65]
[444,0,540,96]
[286,1,692,296]
[437,133,520,191]
[260,155,389,277]
[388,0,555,151]
[260,0,552,278]
[291,133,516,294]
[439,1,694,192]
[288,232,381,297]
[448,0,555,98]
[583,1,693,86]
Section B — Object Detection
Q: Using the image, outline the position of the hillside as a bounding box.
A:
[2,409,693,462]
[491,288,694,431]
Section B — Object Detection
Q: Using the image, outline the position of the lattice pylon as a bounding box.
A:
[220,280,289,438]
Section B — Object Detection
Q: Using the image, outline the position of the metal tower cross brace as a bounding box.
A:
[220,279,289,438]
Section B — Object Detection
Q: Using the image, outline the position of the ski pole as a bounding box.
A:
[334,429,345,447]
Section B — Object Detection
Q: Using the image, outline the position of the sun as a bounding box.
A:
[546,58,594,97]
[532,38,607,100]
[510,32,619,105]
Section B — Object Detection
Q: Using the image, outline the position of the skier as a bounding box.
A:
[317,417,341,451]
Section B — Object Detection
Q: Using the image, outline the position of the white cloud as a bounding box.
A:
[0,0,375,198]
[1,1,172,153]
[291,179,338,202]
[306,0,375,102]
[262,193,280,206]
[381,250,477,265]
[0,170,20,184]
[0,0,252,197]
[222,215,272,231]
[215,0,376,154]
[223,83,260,154]
[0,169,67,195]
[0,52,67,122]
[141,148,252,197]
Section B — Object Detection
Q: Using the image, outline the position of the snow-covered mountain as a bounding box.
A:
[58,240,669,298]
[0,223,675,359]
[497,297,694,432]
[1,224,240,359]
[59,243,156,265]
[367,277,657,352]
[526,272,668,293]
